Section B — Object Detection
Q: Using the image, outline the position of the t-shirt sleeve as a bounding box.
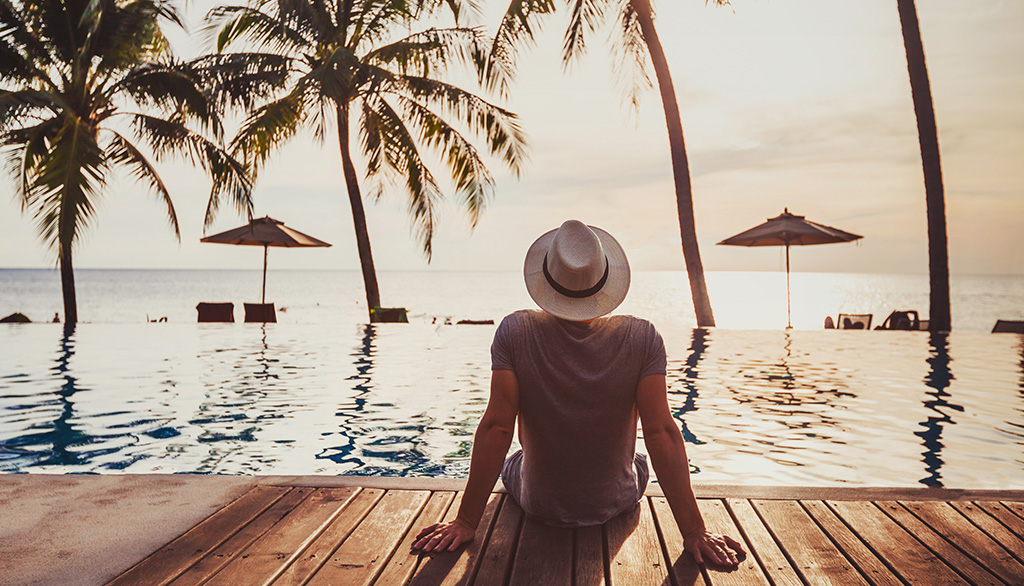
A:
[639,321,667,378]
[491,314,516,371]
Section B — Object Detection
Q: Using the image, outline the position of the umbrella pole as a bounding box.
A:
[786,242,792,329]
[262,245,268,304]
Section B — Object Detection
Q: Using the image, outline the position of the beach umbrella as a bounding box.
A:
[718,208,862,328]
[201,216,331,303]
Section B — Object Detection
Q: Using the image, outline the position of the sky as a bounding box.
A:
[2,0,1022,276]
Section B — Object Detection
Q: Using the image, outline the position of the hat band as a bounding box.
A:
[542,254,609,299]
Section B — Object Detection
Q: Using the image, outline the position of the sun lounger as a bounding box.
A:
[876,310,920,331]
[197,302,234,322]
[370,307,408,323]
[992,319,1024,333]
[838,313,872,330]
[244,303,277,323]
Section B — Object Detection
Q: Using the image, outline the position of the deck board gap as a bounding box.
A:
[822,500,914,586]
[646,496,679,586]
[748,500,811,586]
[796,499,882,586]
[503,501,526,586]
[722,499,780,585]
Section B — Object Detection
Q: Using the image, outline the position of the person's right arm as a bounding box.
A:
[412,368,519,552]
[637,373,744,566]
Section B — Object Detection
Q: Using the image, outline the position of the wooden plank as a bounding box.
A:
[951,502,1024,564]
[108,486,289,586]
[694,498,771,586]
[899,500,1024,585]
[647,497,707,586]
[305,489,431,586]
[410,492,503,586]
[607,498,668,586]
[203,487,360,586]
[508,516,572,586]
[574,525,606,586]
[167,487,315,586]
[752,499,868,586]
[270,488,386,586]
[973,501,1024,541]
[1003,501,1024,520]
[471,496,524,585]
[374,491,457,586]
[725,499,802,586]
[878,501,1002,586]
[827,500,969,586]
[801,500,904,586]
[1003,499,1024,516]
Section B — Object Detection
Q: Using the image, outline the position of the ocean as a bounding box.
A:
[1,269,1022,331]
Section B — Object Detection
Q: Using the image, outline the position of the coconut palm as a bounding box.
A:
[488,0,724,327]
[0,0,253,326]
[206,0,528,320]
[896,0,950,332]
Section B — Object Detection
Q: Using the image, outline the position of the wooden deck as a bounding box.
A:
[107,484,1024,586]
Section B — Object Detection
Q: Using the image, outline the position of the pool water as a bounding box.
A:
[1,322,1021,488]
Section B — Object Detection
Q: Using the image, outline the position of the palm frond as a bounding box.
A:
[386,73,527,175]
[28,114,107,255]
[394,93,493,227]
[488,0,556,93]
[360,93,442,260]
[610,0,651,114]
[230,89,306,173]
[126,112,252,227]
[366,27,514,95]
[0,90,65,133]
[190,52,293,110]
[562,0,605,65]
[1,117,62,209]
[203,4,310,55]
[109,62,220,137]
[106,129,179,239]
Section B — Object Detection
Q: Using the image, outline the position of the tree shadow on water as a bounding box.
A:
[915,331,963,487]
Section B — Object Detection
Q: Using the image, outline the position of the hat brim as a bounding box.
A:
[524,225,630,321]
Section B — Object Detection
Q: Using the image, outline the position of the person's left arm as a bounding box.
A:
[412,369,519,552]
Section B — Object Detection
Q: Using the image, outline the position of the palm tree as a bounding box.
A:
[896,0,950,332]
[206,0,528,320]
[0,0,253,326]
[488,0,724,327]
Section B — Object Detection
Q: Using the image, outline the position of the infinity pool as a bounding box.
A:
[1,323,1021,488]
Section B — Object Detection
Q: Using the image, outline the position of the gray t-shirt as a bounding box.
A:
[491,309,667,526]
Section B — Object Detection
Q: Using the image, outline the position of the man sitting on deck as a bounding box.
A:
[413,220,743,567]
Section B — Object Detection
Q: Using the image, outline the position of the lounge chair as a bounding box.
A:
[197,302,234,322]
[992,319,1024,333]
[370,307,408,323]
[837,313,872,330]
[244,303,277,323]
[876,310,920,331]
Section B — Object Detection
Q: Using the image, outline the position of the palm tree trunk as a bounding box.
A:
[897,0,951,332]
[631,0,715,327]
[59,247,77,325]
[336,103,382,318]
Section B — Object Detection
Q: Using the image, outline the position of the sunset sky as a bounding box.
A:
[2,0,1022,275]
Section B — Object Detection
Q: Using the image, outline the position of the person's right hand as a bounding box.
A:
[684,530,745,567]
[412,518,476,552]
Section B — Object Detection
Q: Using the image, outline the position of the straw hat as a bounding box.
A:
[524,220,630,321]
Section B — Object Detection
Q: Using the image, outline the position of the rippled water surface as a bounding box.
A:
[2,322,1021,488]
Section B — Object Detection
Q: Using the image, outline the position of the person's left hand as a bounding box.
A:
[412,518,476,552]
[684,530,745,567]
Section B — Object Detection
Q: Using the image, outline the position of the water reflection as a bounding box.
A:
[316,324,376,469]
[39,327,84,465]
[915,332,962,487]
[669,328,708,446]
